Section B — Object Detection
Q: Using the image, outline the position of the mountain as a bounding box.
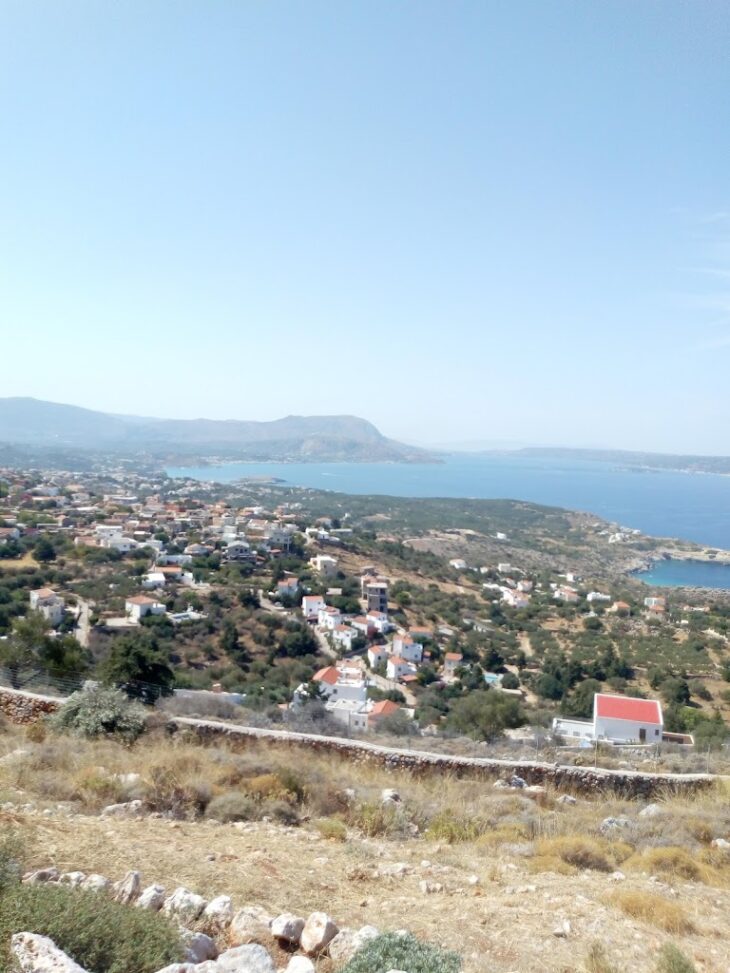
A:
[514,446,730,475]
[0,398,435,464]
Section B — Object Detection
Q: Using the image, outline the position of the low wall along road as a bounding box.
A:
[0,686,716,799]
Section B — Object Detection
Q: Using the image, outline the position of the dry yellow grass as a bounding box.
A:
[609,889,695,935]
[1,723,729,971]
[0,553,39,572]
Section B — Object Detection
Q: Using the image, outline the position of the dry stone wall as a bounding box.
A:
[170,715,716,799]
[0,686,62,724]
[0,686,715,798]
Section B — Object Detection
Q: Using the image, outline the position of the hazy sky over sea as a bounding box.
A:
[2,1,729,453]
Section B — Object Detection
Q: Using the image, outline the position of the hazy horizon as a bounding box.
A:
[2,2,729,453]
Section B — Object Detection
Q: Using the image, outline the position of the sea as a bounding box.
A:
[166,453,730,589]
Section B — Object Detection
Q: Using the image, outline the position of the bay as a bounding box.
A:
[167,453,730,552]
[633,559,730,589]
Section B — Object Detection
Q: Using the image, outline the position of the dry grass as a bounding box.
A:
[2,723,730,971]
[610,890,695,935]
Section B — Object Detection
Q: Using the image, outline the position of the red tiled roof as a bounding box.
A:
[370,700,399,718]
[595,694,662,724]
[313,666,339,685]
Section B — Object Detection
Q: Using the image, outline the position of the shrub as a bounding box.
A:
[534,837,631,873]
[205,791,257,822]
[341,931,461,973]
[145,765,212,819]
[313,817,347,842]
[263,799,300,826]
[655,944,696,973]
[347,801,410,839]
[610,890,694,934]
[425,810,490,844]
[0,884,182,973]
[584,941,621,973]
[629,847,704,883]
[50,685,147,743]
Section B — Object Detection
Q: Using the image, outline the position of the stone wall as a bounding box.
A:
[0,685,715,798]
[0,686,63,724]
[171,716,716,799]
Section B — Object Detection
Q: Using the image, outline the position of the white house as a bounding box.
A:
[318,606,342,630]
[443,652,463,680]
[502,589,530,609]
[587,591,611,603]
[312,664,368,703]
[142,571,166,589]
[29,587,64,627]
[554,586,580,604]
[225,539,252,560]
[309,554,338,577]
[390,634,423,664]
[367,645,388,668]
[449,559,468,571]
[276,577,300,597]
[366,610,393,634]
[552,693,664,745]
[301,594,326,621]
[386,656,417,681]
[125,595,166,623]
[332,624,357,652]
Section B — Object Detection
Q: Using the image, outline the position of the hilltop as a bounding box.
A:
[0,398,434,465]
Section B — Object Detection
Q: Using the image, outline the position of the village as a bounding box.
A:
[1,464,729,754]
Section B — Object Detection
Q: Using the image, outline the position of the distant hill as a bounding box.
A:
[514,446,730,475]
[0,398,434,464]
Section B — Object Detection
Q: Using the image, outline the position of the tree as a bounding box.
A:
[447,689,525,741]
[501,671,520,690]
[33,538,56,563]
[99,630,174,703]
[0,613,87,688]
[560,678,602,719]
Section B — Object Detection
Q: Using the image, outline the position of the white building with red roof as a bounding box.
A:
[553,692,664,745]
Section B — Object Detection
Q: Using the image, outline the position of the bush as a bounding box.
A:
[313,817,347,842]
[0,884,182,973]
[629,846,704,883]
[341,932,461,973]
[534,836,631,873]
[50,685,147,743]
[425,810,490,844]
[610,890,694,934]
[656,944,696,973]
[205,791,257,822]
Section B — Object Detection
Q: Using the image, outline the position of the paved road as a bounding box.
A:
[74,598,94,648]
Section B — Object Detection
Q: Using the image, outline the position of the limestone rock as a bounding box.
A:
[328,925,379,964]
[112,870,141,905]
[23,867,59,885]
[639,803,662,818]
[11,932,89,973]
[183,932,218,963]
[216,944,275,973]
[381,788,400,805]
[556,794,577,805]
[300,912,338,955]
[419,880,443,894]
[80,874,110,893]
[284,957,316,973]
[600,816,632,835]
[229,906,273,946]
[202,894,234,931]
[101,800,143,818]
[711,837,730,849]
[59,872,86,888]
[270,913,305,945]
[162,887,207,923]
[136,885,166,911]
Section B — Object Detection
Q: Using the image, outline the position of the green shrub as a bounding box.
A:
[341,932,461,973]
[205,791,257,822]
[50,685,147,743]
[656,944,696,973]
[0,884,182,973]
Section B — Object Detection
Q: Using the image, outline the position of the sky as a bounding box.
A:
[1,1,730,454]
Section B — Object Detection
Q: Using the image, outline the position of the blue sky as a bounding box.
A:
[2,1,729,453]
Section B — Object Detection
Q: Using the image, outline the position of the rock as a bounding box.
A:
[639,803,662,818]
[59,872,86,888]
[162,887,207,923]
[711,837,730,849]
[509,775,526,789]
[202,894,234,931]
[377,862,411,878]
[300,912,339,955]
[0,748,30,765]
[112,871,141,905]
[136,885,166,911]
[270,913,305,945]
[609,871,626,882]
[114,772,141,786]
[23,867,60,885]
[229,906,274,946]
[80,874,110,894]
[556,795,577,805]
[328,926,379,964]
[154,965,219,973]
[524,785,546,795]
[553,920,571,938]
[183,932,218,963]
[284,958,315,973]
[599,816,632,835]
[381,788,401,805]
[101,800,143,818]
[216,944,276,973]
[11,932,89,972]
[419,880,443,894]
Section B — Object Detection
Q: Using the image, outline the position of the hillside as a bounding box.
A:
[0,398,434,464]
